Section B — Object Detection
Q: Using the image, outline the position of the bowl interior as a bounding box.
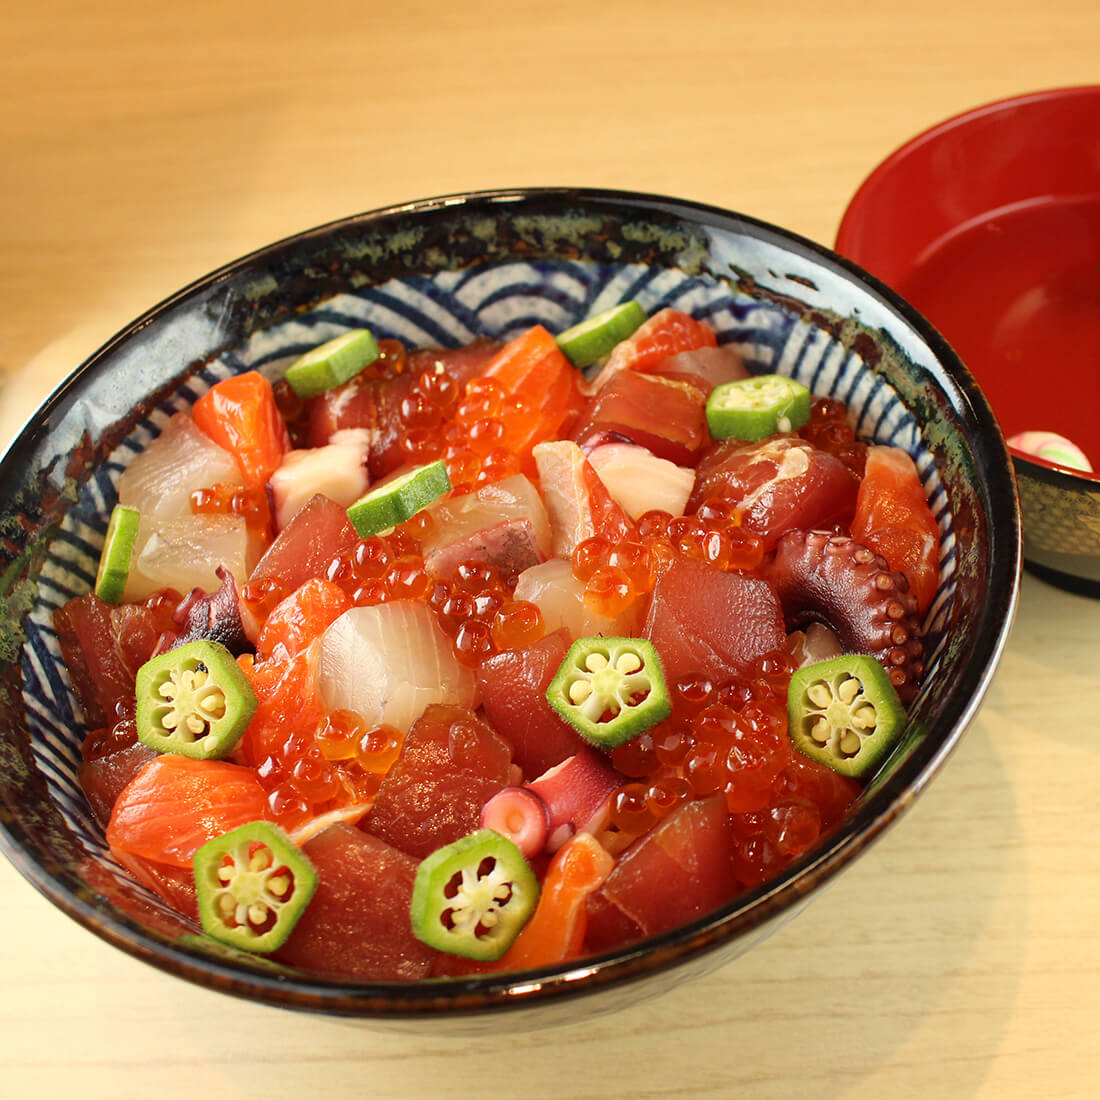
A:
[835,87,1100,482]
[0,190,1020,1021]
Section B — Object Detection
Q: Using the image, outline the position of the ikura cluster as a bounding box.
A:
[56,302,938,979]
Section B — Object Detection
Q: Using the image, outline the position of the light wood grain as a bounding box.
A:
[3,2,1099,1097]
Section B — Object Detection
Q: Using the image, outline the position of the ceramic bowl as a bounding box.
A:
[835,86,1100,597]
[0,188,1020,1029]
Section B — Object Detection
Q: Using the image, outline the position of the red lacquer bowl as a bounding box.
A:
[836,86,1100,597]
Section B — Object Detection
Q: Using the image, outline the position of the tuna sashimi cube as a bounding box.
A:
[275,823,435,981]
[571,370,708,467]
[642,557,787,687]
[584,796,738,952]
[364,705,514,859]
[476,628,590,779]
[247,493,359,597]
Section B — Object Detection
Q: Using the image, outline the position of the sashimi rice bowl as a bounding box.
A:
[0,189,1019,1026]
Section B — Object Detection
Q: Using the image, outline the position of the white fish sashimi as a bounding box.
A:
[122,513,249,601]
[513,558,641,640]
[117,412,244,520]
[318,601,478,732]
[587,442,695,520]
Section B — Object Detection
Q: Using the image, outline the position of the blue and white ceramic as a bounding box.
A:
[0,189,1021,1028]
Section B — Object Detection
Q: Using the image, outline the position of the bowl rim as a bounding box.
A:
[0,186,1022,1019]
[834,85,1100,492]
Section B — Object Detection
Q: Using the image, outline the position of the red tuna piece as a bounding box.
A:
[476,628,590,779]
[79,740,158,828]
[690,437,860,549]
[275,823,435,981]
[242,493,359,638]
[584,795,738,952]
[54,593,175,729]
[365,705,514,859]
[572,370,709,467]
[642,557,787,687]
[306,343,499,478]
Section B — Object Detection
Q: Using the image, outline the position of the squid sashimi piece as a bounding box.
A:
[269,428,370,531]
[586,442,695,520]
[476,628,590,779]
[513,558,640,641]
[648,345,750,393]
[690,436,860,550]
[121,513,250,602]
[106,755,270,869]
[365,705,514,860]
[643,557,787,687]
[117,412,244,520]
[588,308,717,391]
[571,369,709,468]
[276,823,435,981]
[533,440,635,558]
[421,473,552,580]
[584,796,738,952]
[317,601,478,733]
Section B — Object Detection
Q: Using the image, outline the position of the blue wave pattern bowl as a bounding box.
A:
[0,190,1020,1028]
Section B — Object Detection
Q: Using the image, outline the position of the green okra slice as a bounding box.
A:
[346,458,451,537]
[555,301,646,369]
[135,639,257,759]
[787,654,907,779]
[193,821,317,953]
[284,328,380,398]
[94,504,140,604]
[546,636,671,750]
[409,829,540,961]
[706,374,812,441]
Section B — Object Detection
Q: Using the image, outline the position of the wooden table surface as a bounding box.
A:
[3,2,1099,1097]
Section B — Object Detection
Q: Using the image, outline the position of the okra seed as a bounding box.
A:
[268,874,290,898]
[811,717,831,744]
[616,652,642,674]
[569,680,593,704]
[839,731,861,756]
[584,652,610,673]
[247,902,269,925]
[807,683,831,708]
[837,677,860,704]
[852,704,877,729]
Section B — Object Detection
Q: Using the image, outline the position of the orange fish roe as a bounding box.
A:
[800,396,868,476]
[190,482,273,540]
[605,654,797,845]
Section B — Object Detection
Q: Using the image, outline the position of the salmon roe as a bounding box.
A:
[190,482,273,540]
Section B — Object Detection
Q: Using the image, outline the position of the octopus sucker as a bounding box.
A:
[763,530,924,702]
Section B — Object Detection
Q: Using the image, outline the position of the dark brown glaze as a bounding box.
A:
[763,530,925,702]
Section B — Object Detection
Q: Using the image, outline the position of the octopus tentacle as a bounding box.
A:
[763,530,924,702]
